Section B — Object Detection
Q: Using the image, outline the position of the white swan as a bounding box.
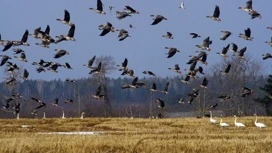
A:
[234,115,246,128]
[80,112,85,119]
[16,113,20,120]
[43,112,46,119]
[254,114,267,128]
[209,111,217,124]
[61,111,66,119]
[220,118,229,127]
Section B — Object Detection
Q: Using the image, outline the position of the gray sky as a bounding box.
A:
[0,0,271,81]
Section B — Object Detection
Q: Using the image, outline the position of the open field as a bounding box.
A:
[0,117,271,153]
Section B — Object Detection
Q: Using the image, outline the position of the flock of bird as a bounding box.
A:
[209,111,267,128]
[0,0,271,119]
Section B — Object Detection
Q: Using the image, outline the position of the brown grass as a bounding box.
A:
[0,117,271,153]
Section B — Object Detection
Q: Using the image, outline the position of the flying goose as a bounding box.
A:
[250,10,261,19]
[121,77,139,89]
[99,22,115,36]
[200,77,208,88]
[217,44,230,58]
[162,32,173,39]
[239,28,253,41]
[121,69,135,77]
[29,27,41,39]
[207,5,221,22]
[0,55,11,66]
[6,77,16,85]
[56,10,73,26]
[14,52,27,62]
[210,103,218,109]
[196,37,212,51]
[262,53,272,60]
[89,0,106,14]
[237,47,247,59]
[150,15,167,25]
[143,71,156,76]
[22,69,29,80]
[156,99,166,110]
[64,62,72,69]
[89,62,102,74]
[168,64,181,74]
[124,6,139,14]
[189,33,201,38]
[178,97,185,104]
[116,11,131,20]
[13,48,24,54]
[150,83,159,92]
[220,64,231,75]
[48,62,62,73]
[230,43,238,53]
[179,2,185,9]
[36,67,46,73]
[238,0,253,13]
[52,98,59,106]
[116,29,130,41]
[92,85,104,99]
[117,58,128,71]
[54,49,70,58]
[2,41,13,51]
[161,82,169,94]
[66,78,76,82]
[65,99,73,103]
[180,74,190,84]
[242,86,253,97]
[165,47,180,58]
[220,31,232,40]
[83,55,96,69]
[129,24,135,28]
[55,24,76,43]
[13,30,30,46]
[265,37,272,47]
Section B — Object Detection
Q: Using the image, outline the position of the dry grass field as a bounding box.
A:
[0,116,271,153]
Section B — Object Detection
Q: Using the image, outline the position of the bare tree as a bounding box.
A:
[90,55,116,117]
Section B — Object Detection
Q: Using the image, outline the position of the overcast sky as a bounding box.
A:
[0,0,271,81]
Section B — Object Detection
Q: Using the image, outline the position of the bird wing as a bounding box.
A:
[125,6,136,13]
[245,28,251,37]
[96,85,102,95]
[88,56,96,67]
[67,25,75,37]
[97,0,103,11]
[45,25,50,35]
[163,82,169,92]
[131,77,138,85]
[64,10,70,22]
[21,30,29,43]
[246,0,253,9]
[213,5,220,18]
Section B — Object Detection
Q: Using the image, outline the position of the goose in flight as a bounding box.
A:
[54,49,70,58]
[124,6,139,14]
[117,58,128,71]
[0,55,11,66]
[161,82,169,94]
[239,0,253,13]
[143,71,156,76]
[265,37,272,47]
[179,2,185,9]
[250,10,261,19]
[220,31,232,40]
[64,62,72,69]
[121,77,139,89]
[83,55,96,69]
[2,41,14,51]
[200,77,208,89]
[52,98,59,106]
[150,15,167,25]
[254,114,267,128]
[165,47,180,58]
[29,27,41,39]
[196,37,212,51]
[99,22,115,36]
[180,74,190,84]
[189,33,201,38]
[56,10,73,26]
[242,86,253,97]
[116,29,130,41]
[239,28,253,41]
[230,43,238,53]
[150,83,158,92]
[92,85,104,99]
[234,115,246,128]
[168,64,181,74]
[121,69,135,78]
[217,44,230,58]
[13,48,24,54]
[207,5,221,22]
[89,62,102,74]
[14,52,27,62]
[13,30,30,46]
[89,0,106,14]
[22,69,29,80]
[210,103,218,109]
[237,47,247,59]
[220,64,231,75]
[162,32,173,39]
[116,11,131,20]
[55,24,76,43]
[156,99,166,110]
[262,53,272,60]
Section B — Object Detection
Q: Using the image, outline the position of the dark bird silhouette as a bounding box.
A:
[143,71,156,76]
[237,47,247,59]
[89,62,102,74]
[210,103,218,109]
[189,33,201,38]
[220,64,231,75]
[121,77,139,89]
[242,86,254,97]
[99,22,115,36]
[220,31,232,40]
[116,11,131,20]
[262,53,272,60]
[56,10,73,26]
[165,47,180,58]
[200,77,208,88]
[239,28,253,41]
[196,37,212,51]
[230,43,238,53]
[52,98,59,106]
[55,24,76,43]
[64,62,72,69]
[161,82,170,94]
[2,41,13,51]
[207,5,221,22]
[124,6,139,14]
[13,30,30,46]
[150,15,167,25]
[54,49,69,58]
[89,0,106,14]
[168,64,181,74]
[216,44,230,58]
[150,83,158,92]
[84,55,96,69]
[22,69,29,80]
[156,99,166,109]
[162,32,173,39]
[92,85,104,99]
[0,55,11,66]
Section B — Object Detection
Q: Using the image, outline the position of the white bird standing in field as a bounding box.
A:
[61,111,66,119]
[220,118,229,128]
[16,113,20,120]
[209,111,217,124]
[179,2,185,9]
[43,112,46,119]
[254,114,267,128]
[234,115,246,128]
[80,112,85,119]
